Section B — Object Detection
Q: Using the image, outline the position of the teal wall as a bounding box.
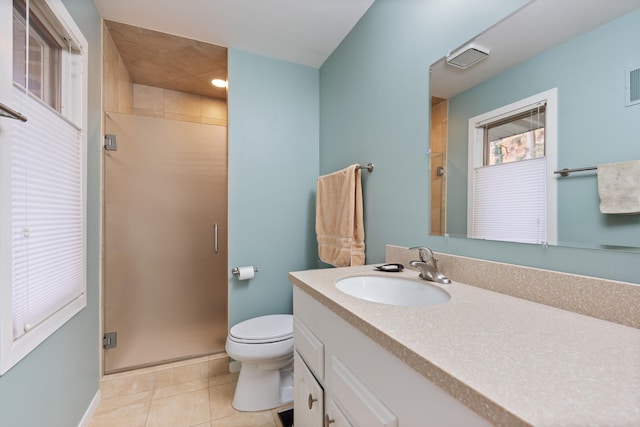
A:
[320,0,531,262]
[319,0,640,284]
[446,9,640,249]
[227,49,319,327]
[0,0,101,426]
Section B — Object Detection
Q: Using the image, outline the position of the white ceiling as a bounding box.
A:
[92,0,375,68]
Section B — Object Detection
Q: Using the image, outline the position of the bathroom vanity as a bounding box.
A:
[289,264,640,427]
[292,282,489,427]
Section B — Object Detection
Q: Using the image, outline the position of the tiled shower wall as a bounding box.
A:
[133,84,227,125]
[103,24,133,115]
[102,24,227,125]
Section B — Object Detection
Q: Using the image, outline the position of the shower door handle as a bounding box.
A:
[214,223,219,254]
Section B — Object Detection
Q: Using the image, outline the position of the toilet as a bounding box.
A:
[225,314,294,411]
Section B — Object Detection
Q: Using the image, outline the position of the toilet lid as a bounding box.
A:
[229,314,293,343]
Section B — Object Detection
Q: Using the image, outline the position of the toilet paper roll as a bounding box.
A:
[237,266,255,280]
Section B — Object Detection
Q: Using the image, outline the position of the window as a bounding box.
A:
[467,89,557,245]
[13,0,62,111]
[0,0,87,375]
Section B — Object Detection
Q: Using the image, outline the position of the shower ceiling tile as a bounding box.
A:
[105,20,228,100]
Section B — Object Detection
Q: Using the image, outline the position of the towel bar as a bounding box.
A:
[554,166,596,177]
[0,102,28,122]
[358,163,374,173]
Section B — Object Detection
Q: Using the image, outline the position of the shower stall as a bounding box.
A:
[101,20,230,374]
[101,20,229,374]
[103,112,228,373]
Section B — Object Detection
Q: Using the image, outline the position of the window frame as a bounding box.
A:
[0,0,87,376]
[466,88,558,245]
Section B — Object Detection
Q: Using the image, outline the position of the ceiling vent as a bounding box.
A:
[446,43,490,69]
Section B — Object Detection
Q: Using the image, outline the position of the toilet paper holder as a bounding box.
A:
[231,266,259,276]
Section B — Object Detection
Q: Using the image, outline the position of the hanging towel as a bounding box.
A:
[597,160,640,214]
[316,164,365,267]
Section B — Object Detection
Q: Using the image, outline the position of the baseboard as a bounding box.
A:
[78,389,101,427]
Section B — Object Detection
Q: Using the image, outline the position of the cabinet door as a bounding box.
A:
[331,356,398,427]
[326,399,353,427]
[294,316,325,380]
[294,351,324,427]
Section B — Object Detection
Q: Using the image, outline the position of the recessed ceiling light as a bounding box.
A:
[211,79,228,88]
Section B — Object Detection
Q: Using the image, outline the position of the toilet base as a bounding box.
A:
[232,357,294,412]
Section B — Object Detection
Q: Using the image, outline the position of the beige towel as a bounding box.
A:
[316,164,365,267]
[598,160,640,214]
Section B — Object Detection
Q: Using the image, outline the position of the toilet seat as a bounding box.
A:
[229,314,293,344]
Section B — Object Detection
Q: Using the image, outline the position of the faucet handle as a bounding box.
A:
[409,246,434,262]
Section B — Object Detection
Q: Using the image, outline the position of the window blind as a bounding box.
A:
[472,157,547,244]
[11,85,84,339]
[485,106,546,143]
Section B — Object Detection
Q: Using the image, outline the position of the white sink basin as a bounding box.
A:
[335,276,450,307]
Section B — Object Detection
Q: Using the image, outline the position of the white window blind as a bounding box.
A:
[472,157,547,244]
[11,85,84,339]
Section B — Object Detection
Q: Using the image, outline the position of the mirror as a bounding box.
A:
[429,0,640,251]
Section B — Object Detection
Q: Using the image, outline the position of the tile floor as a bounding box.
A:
[89,355,291,427]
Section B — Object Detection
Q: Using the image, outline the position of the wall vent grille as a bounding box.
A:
[625,66,640,107]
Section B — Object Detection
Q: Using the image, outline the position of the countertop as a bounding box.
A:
[289,265,640,427]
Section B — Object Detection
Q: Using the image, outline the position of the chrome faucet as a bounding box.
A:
[409,246,451,284]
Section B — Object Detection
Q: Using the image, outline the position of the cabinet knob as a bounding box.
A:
[324,414,335,426]
[308,393,318,410]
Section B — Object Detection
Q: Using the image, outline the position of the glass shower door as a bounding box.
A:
[104,112,228,373]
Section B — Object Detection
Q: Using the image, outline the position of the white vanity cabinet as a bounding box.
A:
[294,351,324,426]
[294,289,397,426]
[293,286,491,427]
[325,399,352,427]
[293,313,325,426]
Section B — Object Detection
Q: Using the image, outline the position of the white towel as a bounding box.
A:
[597,160,640,214]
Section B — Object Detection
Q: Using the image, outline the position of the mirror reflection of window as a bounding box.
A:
[483,106,545,166]
[468,89,557,245]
